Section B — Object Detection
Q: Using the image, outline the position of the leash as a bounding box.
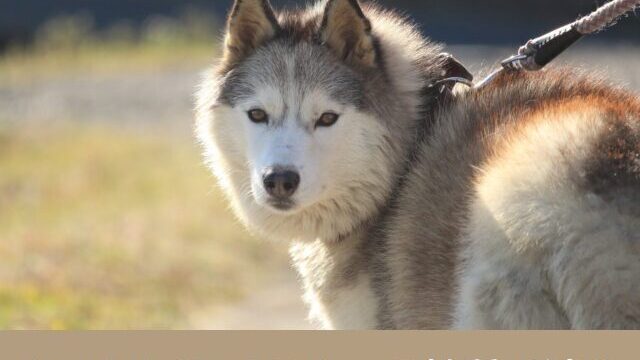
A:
[436,0,640,90]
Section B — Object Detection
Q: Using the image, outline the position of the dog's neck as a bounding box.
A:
[289,225,380,329]
[288,86,444,329]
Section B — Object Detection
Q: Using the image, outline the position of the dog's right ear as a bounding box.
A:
[222,0,280,68]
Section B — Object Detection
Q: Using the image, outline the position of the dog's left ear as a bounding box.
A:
[320,0,377,68]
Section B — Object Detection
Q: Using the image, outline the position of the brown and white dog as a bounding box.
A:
[196,0,640,329]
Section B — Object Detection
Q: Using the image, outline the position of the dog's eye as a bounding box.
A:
[248,109,268,124]
[315,112,340,128]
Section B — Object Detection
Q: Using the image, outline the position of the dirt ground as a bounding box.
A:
[190,269,314,330]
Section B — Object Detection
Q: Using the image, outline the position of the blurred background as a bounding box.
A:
[0,0,638,329]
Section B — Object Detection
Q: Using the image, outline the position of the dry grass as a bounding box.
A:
[0,14,290,329]
[0,122,287,329]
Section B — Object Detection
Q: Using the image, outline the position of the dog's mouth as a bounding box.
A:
[266,198,296,212]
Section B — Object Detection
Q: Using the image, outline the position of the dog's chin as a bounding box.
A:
[263,199,300,215]
[253,190,322,216]
[268,200,295,212]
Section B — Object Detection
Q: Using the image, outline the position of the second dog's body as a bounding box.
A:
[197,0,640,329]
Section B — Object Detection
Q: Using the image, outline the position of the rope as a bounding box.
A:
[574,0,640,34]
[473,0,640,88]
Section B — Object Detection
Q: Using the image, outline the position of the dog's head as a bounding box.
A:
[197,0,457,241]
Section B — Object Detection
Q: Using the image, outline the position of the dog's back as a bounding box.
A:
[382,69,640,329]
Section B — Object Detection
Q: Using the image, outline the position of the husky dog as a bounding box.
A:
[196,0,640,329]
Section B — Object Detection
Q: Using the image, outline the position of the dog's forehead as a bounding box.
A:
[218,41,363,107]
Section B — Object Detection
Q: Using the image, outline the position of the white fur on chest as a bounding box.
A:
[304,274,379,330]
[291,238,380,329]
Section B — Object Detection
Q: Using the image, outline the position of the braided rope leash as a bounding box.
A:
[474,0,640,88]
[575,0,640,34]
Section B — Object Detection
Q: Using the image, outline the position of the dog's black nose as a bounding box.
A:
[262,167,300,199]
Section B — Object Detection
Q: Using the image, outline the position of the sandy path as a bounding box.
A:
[191,269,315,330]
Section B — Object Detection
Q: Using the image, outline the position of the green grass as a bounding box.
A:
[0,123,287,329]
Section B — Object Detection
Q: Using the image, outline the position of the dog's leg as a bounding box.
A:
[547,214,640,329]
[454,201,570,329]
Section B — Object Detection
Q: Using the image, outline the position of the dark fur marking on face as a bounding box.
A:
[217,68,256,106]
[218,39,366,113]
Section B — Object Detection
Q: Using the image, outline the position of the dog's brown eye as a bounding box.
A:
[315,112,340,128]
[248,109,268,124]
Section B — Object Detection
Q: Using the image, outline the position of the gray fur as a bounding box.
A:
[219,41,364,114]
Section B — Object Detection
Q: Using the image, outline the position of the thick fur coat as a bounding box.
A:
[196,0,640,329]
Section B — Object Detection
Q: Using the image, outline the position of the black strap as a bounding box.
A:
[503,24,583,71]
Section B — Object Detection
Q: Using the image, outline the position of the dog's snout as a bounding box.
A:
[262,167,300,199]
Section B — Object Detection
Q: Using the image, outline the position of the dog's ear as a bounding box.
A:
[320,0,377,68]
[223,0,280,68]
